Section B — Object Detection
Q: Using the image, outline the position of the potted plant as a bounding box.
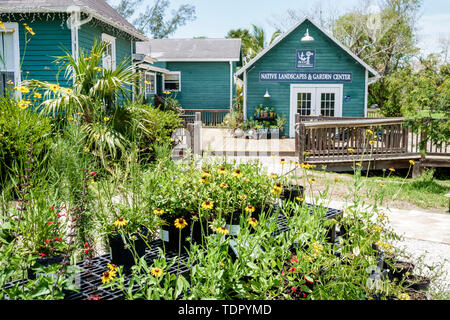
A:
[269,125,280,139]
[277,114,288,135]
[99,204,157,272]
[269,107,276,119]
[254,105,264,119]
[263,106,269,118]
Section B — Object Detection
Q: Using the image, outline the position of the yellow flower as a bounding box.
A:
[0,21,5,31]
[150,267,163,277]
[94,66,102,72]
[18,100,31,110]
[50,84,60,92]
[83,146,90,153]
[174,218,188,230]
[271,188,282,195]
[355,163,361,167]
[218,167,227,175]
[201,201,214,210]
[369,140,376,146]
[273,183,283,192]
[216,226,229,235]
[220,183,229,189]
[379,183,385,187]
[334,177,340,182]
[18,86,29,94]
[247,217,258,227]
[163,91,171,95]
[202,170,212,178]
[397,293,410,300]
[374,226,383,233]
[232,170,243,178]
[239,195,247,200]
[67,117,74,121]
[245,205,255,213]
[6,80,14,86]
[300,162,311,170]
[294,162,300,167]
[268,173,278,179]
[389,168,395,172]
[77,112,84,116]
[153,208,165,215]
[66,88,72,94]
[33,92,42,99]
[366,129,373,135]
[308,178,316,184]
[199,177,210,184]
[280,158,286,164]
[104,117,110,121]
[114,218,128,228]
[348,148,355,153]
[145,80,151,85]
[296,196,304,202]
[409,160,415,166]
[101,270,116,284]
[107,263,118,273]
[23,24,35,36]
[378,213,386,220]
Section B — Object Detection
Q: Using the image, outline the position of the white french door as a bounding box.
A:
[289,84,343,137]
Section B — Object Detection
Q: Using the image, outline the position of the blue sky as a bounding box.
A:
[112,0,450,56]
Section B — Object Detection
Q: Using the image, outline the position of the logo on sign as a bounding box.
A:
[296,50,315,68]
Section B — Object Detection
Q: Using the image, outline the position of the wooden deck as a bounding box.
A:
[295,115,450,173]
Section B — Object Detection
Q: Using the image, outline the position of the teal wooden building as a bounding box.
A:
[0,0,147,95]
[136,38,242,110]
[236,17,379,137]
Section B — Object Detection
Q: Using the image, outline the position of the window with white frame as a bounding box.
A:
[0,23,20,96]
[163,72,181,92]
[145,72,156,95]
[101,33,116,70]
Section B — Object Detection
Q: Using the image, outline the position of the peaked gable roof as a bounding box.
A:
[0,0,147,41]
[235,16,378,78]
[137,38,242,62]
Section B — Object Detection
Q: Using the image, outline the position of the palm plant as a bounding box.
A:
[22,41,146,170]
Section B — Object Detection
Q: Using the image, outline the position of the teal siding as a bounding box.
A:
[78,21,133,67]
[15,16,72,87]
[163,61,232,110]
[245,20,367,136]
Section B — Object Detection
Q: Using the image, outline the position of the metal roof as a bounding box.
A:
[137,38,242,62]
[0,0,147,40]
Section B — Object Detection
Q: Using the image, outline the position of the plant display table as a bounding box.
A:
[3,204,343,300]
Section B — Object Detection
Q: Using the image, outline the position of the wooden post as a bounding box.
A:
[193,112,202,156]
[298,122,306,163]
[295,114,300,158]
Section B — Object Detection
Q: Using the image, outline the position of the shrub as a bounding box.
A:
[0,96,52,187]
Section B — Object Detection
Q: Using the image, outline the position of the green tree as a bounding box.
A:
[391,55,450,150]
[108,0,196,38]
[227,25,281,64]
[332,0,421,115]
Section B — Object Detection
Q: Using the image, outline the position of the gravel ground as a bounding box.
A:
[393,237,450,298]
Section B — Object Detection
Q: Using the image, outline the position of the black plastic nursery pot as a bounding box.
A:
[160,217,208,253]
[27,254,64,280]
[108,233,147,273]
[281,185,305,204]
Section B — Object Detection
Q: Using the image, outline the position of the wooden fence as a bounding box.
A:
[295,115,450,165]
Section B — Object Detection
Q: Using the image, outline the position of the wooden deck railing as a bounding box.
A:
[182,109,230,127]
[295,115,449,163]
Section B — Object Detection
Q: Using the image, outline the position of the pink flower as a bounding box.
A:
[50,206,56,210]
[39,253,47,258]
[44,240,51,244]
[88,295,102,300]
[289,267,296,273]
[47,221,54,225]
[291,287,297,293]
[88,171,97,177]
[57,212,66,218]
[54,237,62,242]
[290,255,298,264]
